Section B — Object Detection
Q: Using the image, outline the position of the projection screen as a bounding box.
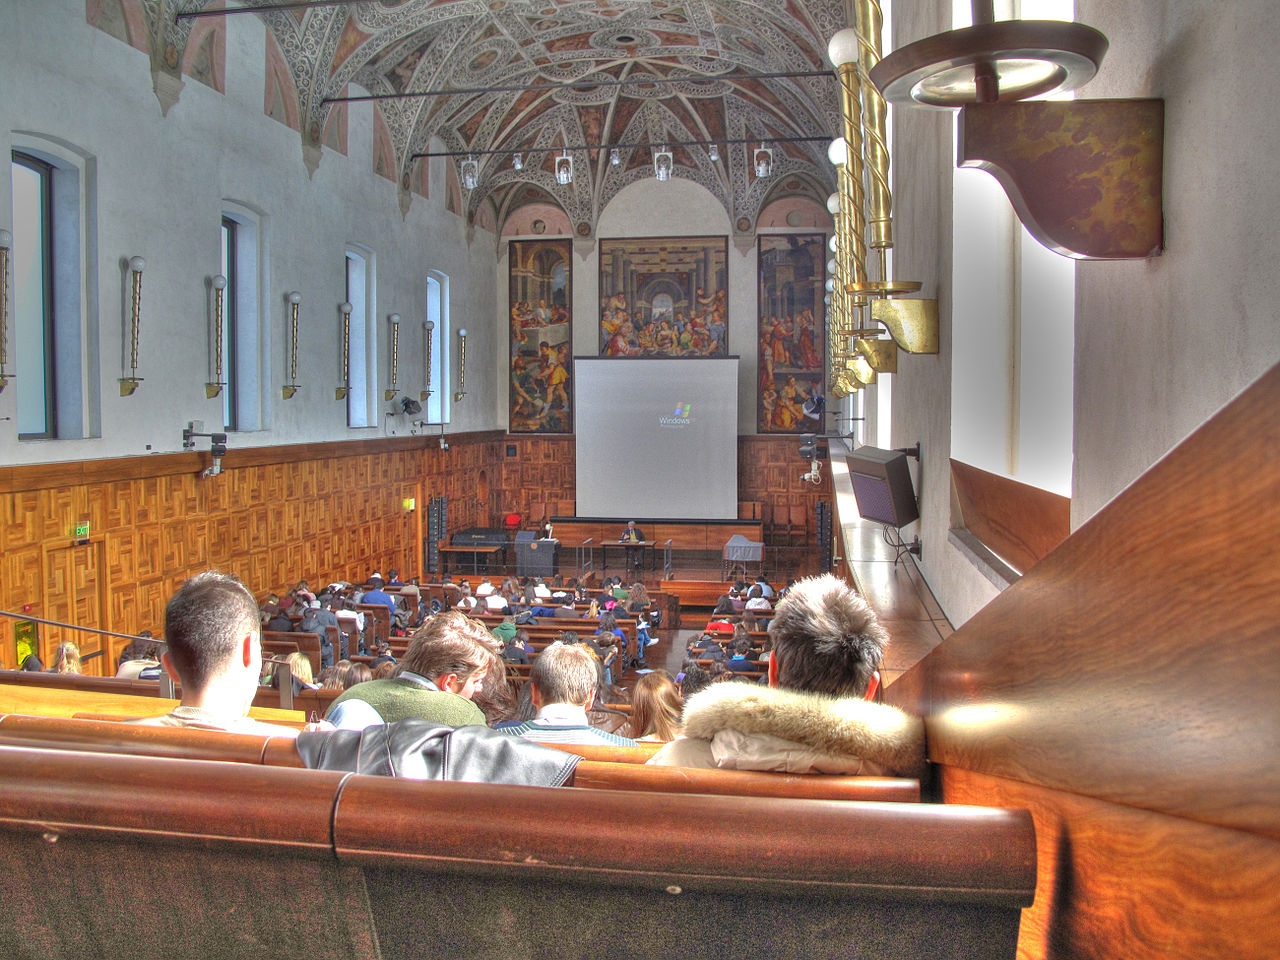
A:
[574,357,739,519]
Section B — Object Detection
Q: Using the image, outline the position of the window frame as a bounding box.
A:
[11,151,57,440]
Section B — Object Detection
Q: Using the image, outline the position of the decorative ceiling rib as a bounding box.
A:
[164,0,848,234]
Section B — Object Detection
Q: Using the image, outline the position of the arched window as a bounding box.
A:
[425,271,450,423]
[220,203,265,431]
[10,141,94,441]
[346,245,377,428]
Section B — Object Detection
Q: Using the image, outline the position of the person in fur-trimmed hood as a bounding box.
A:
[647,574,925,776]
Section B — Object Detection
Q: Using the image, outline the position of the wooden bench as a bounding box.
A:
[261,629,325,676]
[0,680,304,728]
[0,715,922,804]
[0,741,1031,960]
[660,579,737,609]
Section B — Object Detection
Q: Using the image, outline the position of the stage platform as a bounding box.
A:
[547,517,763,551]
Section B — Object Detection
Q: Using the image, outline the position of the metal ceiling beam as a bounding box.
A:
[174,0,376,20]
[412,135,831,160]
[324,70,833,105]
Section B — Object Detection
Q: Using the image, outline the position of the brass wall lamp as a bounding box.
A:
[0,229,11,394]
[282,291,301,400]
[870,0,1163,260]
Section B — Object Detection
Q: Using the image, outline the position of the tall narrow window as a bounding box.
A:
[11,152,55,439]
[220,217,239,431]
[425,271,450,423]
[346,248,376,427]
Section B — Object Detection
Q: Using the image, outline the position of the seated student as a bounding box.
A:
[629,671,682,743]
[116,632,163,680]
[49,641,82,675]
[688,632,726,661]
[261,600,293,634]
[552,596,582,619]
[362,574,397,618]
[725,636,762,673]
[270,650,318,696]
[325,611,500,731]
[502,628,531,665]
[497,642,636,746]
[134,571,303,738]
[649,574,925,776]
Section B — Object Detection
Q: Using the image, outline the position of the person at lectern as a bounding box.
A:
[620,520,646,573]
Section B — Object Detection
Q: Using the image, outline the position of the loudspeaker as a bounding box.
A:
[816,501,832,573]
[847,446,919,528]
[426,496,448,573]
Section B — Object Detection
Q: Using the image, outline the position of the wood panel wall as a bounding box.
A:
[1,433,813,672]
[0,433,506,674]
[738,435,831,542]
[885,362,1280,958]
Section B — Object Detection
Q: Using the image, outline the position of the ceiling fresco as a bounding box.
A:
[151,0,849,234]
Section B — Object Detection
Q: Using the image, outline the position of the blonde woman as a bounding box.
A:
[50,641,83,675]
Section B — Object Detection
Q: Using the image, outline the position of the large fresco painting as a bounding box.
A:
[509,239,572,433]
[598,237,728,357]
[757,234,826,433]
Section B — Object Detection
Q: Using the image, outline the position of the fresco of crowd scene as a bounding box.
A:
[759,309,824,432]
[599,287,728,357]
[510,297,572,433]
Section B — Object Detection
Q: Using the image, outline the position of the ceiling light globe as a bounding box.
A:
[828,28,861,68]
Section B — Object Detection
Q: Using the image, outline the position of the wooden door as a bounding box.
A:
[42,540,108,676]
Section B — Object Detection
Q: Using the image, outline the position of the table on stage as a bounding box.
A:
[438,543,504,575]
[603,540,650,576]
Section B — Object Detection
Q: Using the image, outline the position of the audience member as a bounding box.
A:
[498,641,636,745]
[134,571,301,737]
[648,574,924,776]
[325,611,499,730]
[49,641,82,675]
[726,636,760,673]
[679,665,713,699]
[630,671,682,742]
[116,632,163,680]
[362,574,397,617]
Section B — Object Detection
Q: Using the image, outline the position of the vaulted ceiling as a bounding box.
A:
[154,0,846,235]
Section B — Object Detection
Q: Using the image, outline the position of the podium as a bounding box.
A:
[516,531,559,578]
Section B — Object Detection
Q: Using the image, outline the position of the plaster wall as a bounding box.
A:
[0,0,498,466]
[1071,0,1280,522]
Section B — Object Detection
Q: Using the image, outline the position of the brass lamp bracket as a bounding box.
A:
[958,99,1164,260]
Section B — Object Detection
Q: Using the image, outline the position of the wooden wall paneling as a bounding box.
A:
[895,363,1280,840]
[941,766,1280,960]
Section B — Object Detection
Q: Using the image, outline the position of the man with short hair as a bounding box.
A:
[649,574,924,775]
[325,611,499,730]
[498,641,636,745]
[135,571,301,737]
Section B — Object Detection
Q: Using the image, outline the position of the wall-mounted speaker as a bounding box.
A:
[847,446,919,528]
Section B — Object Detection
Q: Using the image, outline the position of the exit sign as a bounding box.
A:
[74,522,90,538]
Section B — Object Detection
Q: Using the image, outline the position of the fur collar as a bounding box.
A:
[680,683,925,777]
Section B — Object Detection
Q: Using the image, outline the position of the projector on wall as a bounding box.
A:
[801,460,822,485]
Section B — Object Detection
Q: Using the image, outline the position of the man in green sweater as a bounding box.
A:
[325,611,499,730]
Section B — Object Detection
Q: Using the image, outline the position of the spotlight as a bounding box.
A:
[399,396,422,416]
[653,146,673,182]
[610,148,621,166]
[512,153,523,171]
[708,142,720,162]
[460,156,478,190]
[754,143,772,177]
[555,152,573,185]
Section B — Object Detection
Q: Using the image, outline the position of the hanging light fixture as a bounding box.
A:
[610,148,621,166]
[511,152,523,171]
[653,145,673,182]
[555,151,573,185]
[708,142,720,162]
[753,143,773,177]
[119,255,147,396]
[460,156,478,190]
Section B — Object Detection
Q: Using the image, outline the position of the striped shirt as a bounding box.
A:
[497,703,636,746]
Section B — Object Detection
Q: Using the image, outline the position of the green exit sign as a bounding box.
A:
[74,522,90,538]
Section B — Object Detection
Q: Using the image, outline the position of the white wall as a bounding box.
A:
[0,0,498,465]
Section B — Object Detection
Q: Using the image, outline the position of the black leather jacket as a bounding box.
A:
[296,719,579,786]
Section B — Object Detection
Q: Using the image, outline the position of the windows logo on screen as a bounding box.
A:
[659,401,693,427]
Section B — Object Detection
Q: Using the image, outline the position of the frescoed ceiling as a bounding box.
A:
[150,0,846,235]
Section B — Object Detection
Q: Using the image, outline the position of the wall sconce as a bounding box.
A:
[555,152,573,185]
[119,255,146,396]
[708,143,720,162]
[460,156,478,191]
[336,301,351,400]
[653,146,673,182]
[453,327,467,402]
[421,319,434,402]
[0,229,11,395]
[384,313,400,401]
[610,148,621,167]
[512,153,524,171]
[205,274,227,399]
[753,143,773,178]
[282,291,301,400]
